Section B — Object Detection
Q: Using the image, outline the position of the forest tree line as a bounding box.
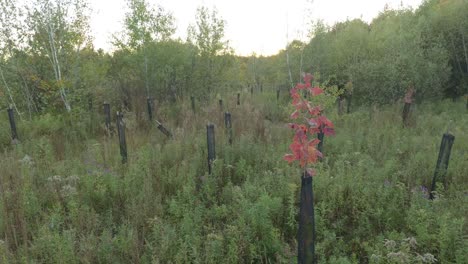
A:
[0,0,467,119]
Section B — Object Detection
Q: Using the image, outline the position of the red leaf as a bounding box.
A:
[310,87,323,96]
[308,138,320,146]
[307,145,318,162]
[292,97,301,106]
[322,127,335,136]
[318,116,334,128]
[304,73,313,85]
[296,83,306,90]
[283,154,295,163]
[300,159,307,167]
[307,118,317,127]
[299,124,307,132]
[290,87,298,95]
[309,127,320,134]
[316,150,323,158]
[294,131,307,142]
[290,110,299,119]
[308,106,321,116]
[290,141,302,155]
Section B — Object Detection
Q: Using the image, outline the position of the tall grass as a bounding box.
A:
[0,93,466,263]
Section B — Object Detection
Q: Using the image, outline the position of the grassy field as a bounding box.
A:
[0,94,466,263]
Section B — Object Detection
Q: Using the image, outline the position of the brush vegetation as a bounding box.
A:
[0,95,466,263]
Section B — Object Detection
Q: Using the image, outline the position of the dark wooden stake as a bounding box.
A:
[147,97,153,122]
[237,93,240,105]
[7,106,18,142]
[104,102,111,134]
[430,133,455,199]
[338,97,345,115]
[250,85,253,96]
[402,102,411,127]
[156,120,173,139]
[88,95,95,133]
[219,99,223,111]
[206,124,216,174]
[224,112,232,145]
[116,112,128,164]
[277,89,280,101]
[298,172,316,264]
[191,95,195,113]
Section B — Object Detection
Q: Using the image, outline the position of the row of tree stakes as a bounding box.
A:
[106,97,232,173]
[4,94,455,198]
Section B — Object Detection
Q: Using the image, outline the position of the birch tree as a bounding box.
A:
[0,0,26,117]
[188,6,231,96]
[26,0,91,112]
[114,0,175,97]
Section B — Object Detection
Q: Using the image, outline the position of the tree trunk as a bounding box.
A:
[286,47,293,88]
[47,19,71,112]
[0,66,21,120]
[298,173,315,264]
[450,36,464,76]
[430,133,455,199]
[461,30,468,73]
[145,54,149,96]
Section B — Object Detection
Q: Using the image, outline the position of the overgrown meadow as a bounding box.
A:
[0,93,466,263]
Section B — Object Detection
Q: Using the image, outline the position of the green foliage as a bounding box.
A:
[303,9,452,105]
[0,0,467,117]
[115,0,175,50]
[0,1,467,262]
[188,7,229,58]
[417,0,468,98]
[0,95,466,263]
[25,0,93,112]
[187,6,233,97]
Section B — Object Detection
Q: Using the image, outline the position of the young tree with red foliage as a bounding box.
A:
[284,73,335,176]
[284,73,335,264]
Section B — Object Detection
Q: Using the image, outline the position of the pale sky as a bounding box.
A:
[90,0,424,56]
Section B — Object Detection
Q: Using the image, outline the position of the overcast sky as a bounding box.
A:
[90,0,424,56]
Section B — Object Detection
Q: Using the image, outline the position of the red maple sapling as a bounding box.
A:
[284,73,335,177]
